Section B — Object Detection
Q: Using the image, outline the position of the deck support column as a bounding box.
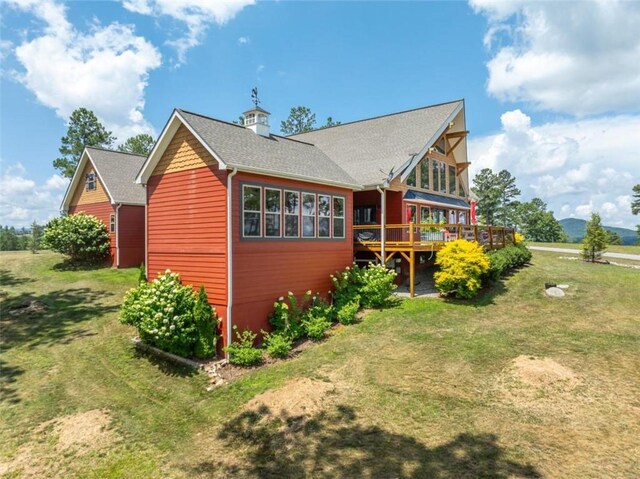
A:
[409,249,415,297]
[377,186,386,267]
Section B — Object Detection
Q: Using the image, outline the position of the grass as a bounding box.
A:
[530,241,640,255]
[1,250,639,478]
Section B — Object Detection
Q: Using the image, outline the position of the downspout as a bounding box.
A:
[376,186,386,266]
[144,185,148,280]
[115,203,122,268]
[226,167,238,351]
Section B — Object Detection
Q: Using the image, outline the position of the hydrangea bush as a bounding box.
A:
[120,270,218,358]
[43,213,110,264]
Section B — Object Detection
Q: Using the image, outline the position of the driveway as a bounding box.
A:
[528,246,640,262]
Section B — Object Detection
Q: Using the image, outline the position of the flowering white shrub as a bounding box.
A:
[120,270,217,358]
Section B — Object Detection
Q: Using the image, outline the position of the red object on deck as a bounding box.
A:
[470,199,477,225]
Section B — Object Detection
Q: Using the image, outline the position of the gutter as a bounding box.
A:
[226,167,238,352]
[115,203,122,268]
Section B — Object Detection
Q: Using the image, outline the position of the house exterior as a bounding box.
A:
[138,99,514,346]
[61,147,146,268]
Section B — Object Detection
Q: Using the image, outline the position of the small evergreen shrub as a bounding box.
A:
[224,327,263,366]
[43,213,110,264]
[434,240,490,299]
[485,244,532,282]
[359,263,397,308]
[120,271,199,357]
[337,298,360,325]
[193,286,219,359]
[137,263,146,284]
[262,331,293,359]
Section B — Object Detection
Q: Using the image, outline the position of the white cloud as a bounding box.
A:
[468,110,640,229]
[0,163,68,227]
[7,0,161,140]
[238,36,250,45]
[470,0,640,116]
[123,0,255,63]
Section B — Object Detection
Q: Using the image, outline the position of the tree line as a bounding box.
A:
[0,221,43,252]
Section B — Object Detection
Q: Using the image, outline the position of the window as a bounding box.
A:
[302,193,316,238]
[406,167,416,187]
[433,208,446,223]
[245,113,255,125]
[420,159,430,189]
[407,204,417,223]
[354,205,376,225]
[449,165,456,194]
[243,185,261,237]
[265,188,281,237]
[86,172,96,191]
[433,160,446,193]
[284,190,300,238]
[333,197,345,238]
[458,211,467,224]
[109,214,115,233]
[420,206,430,223]
[318,194,331,238]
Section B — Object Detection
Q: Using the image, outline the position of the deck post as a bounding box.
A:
[409,249,415,297]
[488,226,493,249]
[378,187,386,266]
[474,224,478,243]
[409,222,414,245]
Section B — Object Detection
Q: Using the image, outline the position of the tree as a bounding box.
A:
[514,198,566,242]
[495,170,521,227]
[280,106,316,135]
[29,221,43,253]
[320,117,341,129]
[471,168,501,225]
[632,184,640,243]
[117,134,155,156]
[55,108,116,178]
[581,213,607,262]
[604,230,622,245]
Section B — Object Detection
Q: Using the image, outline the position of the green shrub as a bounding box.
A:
[307,294,335,322]
[434,240,490,299]
[359,263,397,308]
[224,327,263,366]
[485,243,532,281]
[303,314,332,341]
[193,286,219,359]
[137,263,146,284]
[262,331,292,359]
[337,298,360,325]
[268,291,310,340]
[331,264,366,307]
[43,213,110,264]
[120,270,200,357]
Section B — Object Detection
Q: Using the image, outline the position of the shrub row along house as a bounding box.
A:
[63,99,515,347]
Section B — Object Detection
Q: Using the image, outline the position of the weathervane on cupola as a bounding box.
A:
[244,87,271,137]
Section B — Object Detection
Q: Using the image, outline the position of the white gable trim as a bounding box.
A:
[398,101,464,183]
[136,110,227,184]
[60,149,115,212]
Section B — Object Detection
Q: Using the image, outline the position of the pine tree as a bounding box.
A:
[117,134,155,156]
[280,106,316,135]
[471,168,501,225]
[55,108,116,178]
[582,213,607,262]
[30,221,43,254]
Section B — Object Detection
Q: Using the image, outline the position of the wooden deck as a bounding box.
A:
[353,223,516,297]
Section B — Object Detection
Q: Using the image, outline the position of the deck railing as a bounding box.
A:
[353,223,516,249]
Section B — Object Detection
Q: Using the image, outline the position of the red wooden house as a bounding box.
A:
[61,147,146,268]
[138,100,512,346]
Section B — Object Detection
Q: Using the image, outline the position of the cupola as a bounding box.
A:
[244,87,270,137]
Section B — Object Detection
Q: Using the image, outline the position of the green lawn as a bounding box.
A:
[530,241,640,255]
[1,250,639,478]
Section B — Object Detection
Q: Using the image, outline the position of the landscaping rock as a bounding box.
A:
[557,284,570,289]
[8,300,46,317]
[545,287,565,298]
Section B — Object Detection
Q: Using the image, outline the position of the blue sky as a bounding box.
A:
[1,0,639,229]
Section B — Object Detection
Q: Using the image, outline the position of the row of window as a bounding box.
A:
[406,204,468,224]
[406,158,464,197]
[242,185,345,239]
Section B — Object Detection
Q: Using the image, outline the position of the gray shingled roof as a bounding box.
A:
[87,147,146,204]
[290,100,463,187]
[178,110,358,187]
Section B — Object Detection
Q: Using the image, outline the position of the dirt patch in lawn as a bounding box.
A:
[245,378,336,418]
[510,355,581,390]
[0,409,117,478]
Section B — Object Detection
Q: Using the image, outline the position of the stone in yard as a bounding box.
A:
[557,284,569,289]
[545,287,565,298]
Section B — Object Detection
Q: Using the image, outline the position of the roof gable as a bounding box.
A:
[290,100,464,187]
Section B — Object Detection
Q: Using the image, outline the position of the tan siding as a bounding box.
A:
[70,160,110,206]
[151,124,218,176]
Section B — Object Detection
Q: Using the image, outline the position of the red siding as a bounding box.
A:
[117,205,145,268]
[146,165,229,339]
[353,189,403,225]
[386,191,403,224]
[231,172,354,336]
[69,202,116,266]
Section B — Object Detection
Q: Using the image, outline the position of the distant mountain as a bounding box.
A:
[559,218,637,245]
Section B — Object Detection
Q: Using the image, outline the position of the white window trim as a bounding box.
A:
[318,194,331,238]
[109,213,115,233]
[264,187,282,238]
[242,185,262,238]
[284,190,300,238]
[86,172,96,191]
[302,192,316,238]
[332,196,346,239]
